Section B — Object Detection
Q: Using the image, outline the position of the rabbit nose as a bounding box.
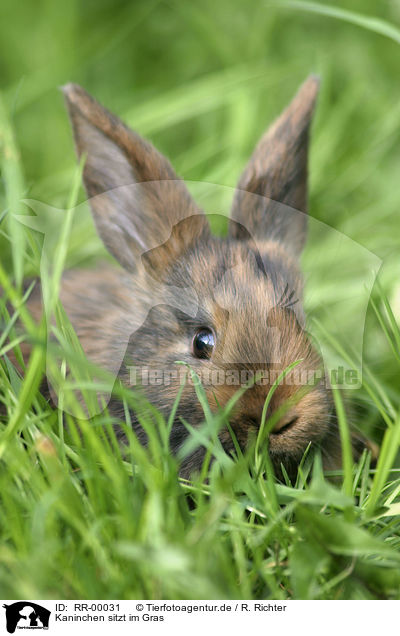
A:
[270,414,299,434]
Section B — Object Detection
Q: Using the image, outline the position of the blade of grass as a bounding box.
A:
[365,412,400,518]
[277,1,400,46]
[0,92,25,286]
[332,387,354,518]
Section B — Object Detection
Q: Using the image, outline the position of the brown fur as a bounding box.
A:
[3,77,371,480]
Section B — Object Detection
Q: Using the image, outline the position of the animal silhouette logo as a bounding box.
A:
[2,602,50,633]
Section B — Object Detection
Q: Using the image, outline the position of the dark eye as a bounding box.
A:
[192,328,215,359]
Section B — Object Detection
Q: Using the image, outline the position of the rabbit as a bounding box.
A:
[5,76,373,480]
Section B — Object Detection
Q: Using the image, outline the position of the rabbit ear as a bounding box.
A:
[229,75,319,256]
[62,84,209,273]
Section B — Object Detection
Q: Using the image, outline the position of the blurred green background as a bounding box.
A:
[1,0,399,217]
[1,0,400,436]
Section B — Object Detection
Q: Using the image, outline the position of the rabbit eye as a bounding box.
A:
[192,328,215,359]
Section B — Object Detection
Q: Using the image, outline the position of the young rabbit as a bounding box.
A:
[13,77,360,479]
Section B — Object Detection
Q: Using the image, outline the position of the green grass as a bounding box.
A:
[1,0,400,600]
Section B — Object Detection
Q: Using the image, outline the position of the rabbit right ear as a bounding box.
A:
[62,84,209,273]
[229,76,319,257]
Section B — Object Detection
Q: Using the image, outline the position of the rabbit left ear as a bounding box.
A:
[62,84,209,274]
[229,75,319,256]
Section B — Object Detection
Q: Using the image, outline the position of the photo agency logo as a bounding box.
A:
[16,182,381,419]
[2,602,51,633]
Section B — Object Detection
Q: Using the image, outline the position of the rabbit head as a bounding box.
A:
[59,76,342,479]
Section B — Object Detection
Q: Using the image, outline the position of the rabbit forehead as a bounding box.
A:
[169,238,304,321]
